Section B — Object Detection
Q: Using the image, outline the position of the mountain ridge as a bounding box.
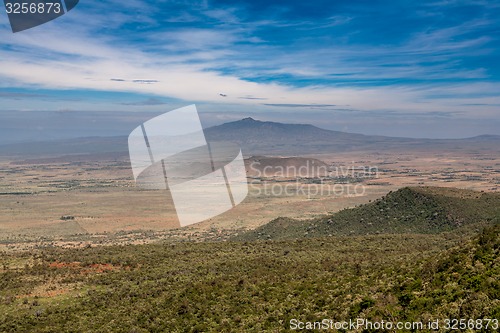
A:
[1,118,499,157]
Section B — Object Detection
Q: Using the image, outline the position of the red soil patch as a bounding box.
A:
[49,261,124,274]
[16,288,70,299]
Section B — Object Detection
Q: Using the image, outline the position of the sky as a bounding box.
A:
[0,0,499,139]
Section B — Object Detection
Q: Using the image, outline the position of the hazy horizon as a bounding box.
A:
[0,109,498,146]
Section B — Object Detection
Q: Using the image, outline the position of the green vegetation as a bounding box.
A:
[0,187,498,332]
[0,225,497,332]
[384,225,500,323]
[234,187,500,241]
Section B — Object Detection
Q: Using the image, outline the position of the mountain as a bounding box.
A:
[205,117,500,155]
[233,187,500,241]
[1,117,499,158]
[204,117,409,155]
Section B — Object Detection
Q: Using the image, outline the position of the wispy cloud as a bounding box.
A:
[238,96,267,100]
[121,98,167,106]
[264,103,338,108]
[0,0,499,126]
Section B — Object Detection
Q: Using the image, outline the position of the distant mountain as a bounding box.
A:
[0,136,128,158]
[0,118,499,158]
[232,187,500,241]
[0,110,159,145]
[463,134,500,141]
[205,118,500,155]
[204,117,401,155]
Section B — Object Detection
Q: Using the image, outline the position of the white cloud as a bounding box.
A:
[0,0,499,122]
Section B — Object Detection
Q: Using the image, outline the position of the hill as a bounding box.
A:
[233,187,500,241]
[1,118,499,158]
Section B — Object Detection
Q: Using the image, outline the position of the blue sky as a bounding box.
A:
[0,0,499,138]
